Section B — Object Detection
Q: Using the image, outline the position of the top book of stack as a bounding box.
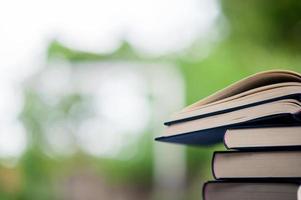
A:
[156,70,301,146]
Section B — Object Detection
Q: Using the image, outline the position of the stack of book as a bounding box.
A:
[204,126,301,200]
[156,70,301,200]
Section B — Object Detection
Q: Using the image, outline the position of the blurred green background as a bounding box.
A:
[1,0,301,199]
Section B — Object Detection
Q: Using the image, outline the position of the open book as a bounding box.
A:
[156,70,301,145]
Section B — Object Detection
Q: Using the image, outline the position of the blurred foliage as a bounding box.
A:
[1,1,301,199]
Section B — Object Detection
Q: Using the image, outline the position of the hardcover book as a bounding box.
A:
[203,181,301,200]
[224,126,301,149]
[212,150,301,179]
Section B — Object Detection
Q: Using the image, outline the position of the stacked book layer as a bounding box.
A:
[156,70,301,200]
[204,127,301,200]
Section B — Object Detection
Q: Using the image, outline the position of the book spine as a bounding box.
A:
[211,152,218,180]
[202,182,208,200]
[223,130,230,150]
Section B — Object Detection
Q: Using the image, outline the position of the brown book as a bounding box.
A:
[224,126,301,149]
[156,70,301,146]
[212,151,301,179]
[203,181,301,200]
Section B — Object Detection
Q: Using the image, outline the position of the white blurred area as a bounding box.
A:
[0,0,220,160]
[27,61,184,159]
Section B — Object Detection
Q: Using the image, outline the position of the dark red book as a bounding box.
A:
[203,181,301,200]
